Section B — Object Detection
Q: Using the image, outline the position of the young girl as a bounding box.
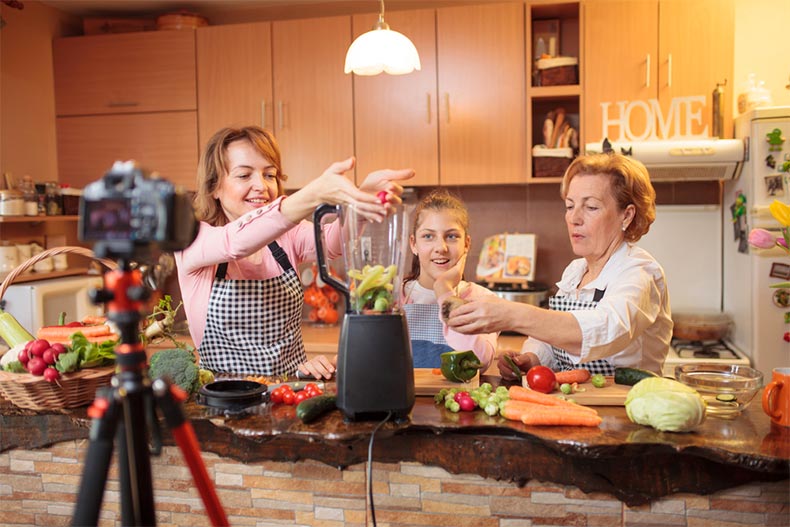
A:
[402,190,498,369]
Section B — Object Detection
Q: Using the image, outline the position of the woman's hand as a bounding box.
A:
[297,354,337,380]
[497,351,540,381]
[444,295,524,334]
[360,167,415,210]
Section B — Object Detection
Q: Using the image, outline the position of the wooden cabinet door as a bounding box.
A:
[659,0,734,138]
[56,112,198,190]
[53,31,196,116]
[196,22,273,152]
[272,16,354,189]
[583,0,658,144]
[436,2,525,185]
[351,9,438,187]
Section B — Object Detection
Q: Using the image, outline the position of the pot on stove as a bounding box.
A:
[481,281,550,307]
[672,311,733,342]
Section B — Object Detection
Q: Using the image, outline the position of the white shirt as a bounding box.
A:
[523,242,672,374]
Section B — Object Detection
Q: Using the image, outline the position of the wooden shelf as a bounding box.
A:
[528,85,581,99]
[0,215,79,223]
[2,267,94,285]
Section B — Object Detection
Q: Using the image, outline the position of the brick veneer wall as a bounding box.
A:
[1,441,787,526]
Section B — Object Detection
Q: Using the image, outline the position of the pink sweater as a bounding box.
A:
[175,197,343,346]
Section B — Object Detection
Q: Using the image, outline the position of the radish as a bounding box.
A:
[43,367,60,383]
[42,349,56,365]
[50,343,67,358]
[17,348,30,365]
[29,339,51,358]
[27,356,47,376]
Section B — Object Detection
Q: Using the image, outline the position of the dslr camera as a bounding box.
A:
[79,161,198,258]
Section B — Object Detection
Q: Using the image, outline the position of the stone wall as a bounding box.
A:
[0,441,787,526]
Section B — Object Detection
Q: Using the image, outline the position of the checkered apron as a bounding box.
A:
[404,303,452,367]
[198,241,306,375]
[549,288,615,375]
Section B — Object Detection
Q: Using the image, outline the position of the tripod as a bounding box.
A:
[71,255,228,526]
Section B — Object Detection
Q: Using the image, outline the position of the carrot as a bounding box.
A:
[431,368,442,375]
[504,398,598,416]
[508,385,594,410]
[37,324,114,340]
[40,334,119,346]
[502,400,602,427]
[554,368,591,385]
[81,315,108,325]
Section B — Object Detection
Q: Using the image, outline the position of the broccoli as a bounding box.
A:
[148,348,200,395]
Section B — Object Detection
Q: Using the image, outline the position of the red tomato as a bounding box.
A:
[294,391,308,404]
[282,391,296,405]
[270,387,284,404]
[526,366,557,394]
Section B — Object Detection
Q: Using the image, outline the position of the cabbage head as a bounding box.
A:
[625,377,706,432]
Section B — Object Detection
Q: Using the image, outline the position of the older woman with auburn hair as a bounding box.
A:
[445,153,672,376]
[176,126,413,379]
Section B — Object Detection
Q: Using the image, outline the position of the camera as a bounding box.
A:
[79,161,198,258]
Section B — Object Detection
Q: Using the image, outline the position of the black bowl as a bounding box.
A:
[197,380,268,410]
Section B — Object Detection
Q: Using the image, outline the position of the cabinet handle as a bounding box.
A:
[277,101,284,130]
[444,93,450,124]
[667,53,672,88]
[426,93,431,124]
[261,101,266,129]
[645,54,651,88]
[106,101,139,108]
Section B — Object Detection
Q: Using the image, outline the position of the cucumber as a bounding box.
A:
[614,367,659,386]
[296,395,337,423]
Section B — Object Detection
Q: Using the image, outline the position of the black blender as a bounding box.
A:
[314,202,414,421]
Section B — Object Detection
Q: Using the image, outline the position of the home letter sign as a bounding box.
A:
[600,95,709,141]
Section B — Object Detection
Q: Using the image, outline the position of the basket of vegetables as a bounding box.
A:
[0,247,118,410]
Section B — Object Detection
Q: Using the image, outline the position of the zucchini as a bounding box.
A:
[296,395,337,423]
[614,367,659,386]
[0,310,35,348]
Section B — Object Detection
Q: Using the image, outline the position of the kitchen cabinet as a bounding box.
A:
[56,112,198,189]
[53,30,196,116]
[583,0,734,144]
[436,2,525,185]
[526,1,582,182]
[351,9,439,187]
[196,22,274,151]
[272,16,354,189]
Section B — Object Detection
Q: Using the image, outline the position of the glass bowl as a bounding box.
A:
[675,364,763,419]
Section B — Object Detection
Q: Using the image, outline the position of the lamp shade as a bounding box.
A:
[344,27,421,76]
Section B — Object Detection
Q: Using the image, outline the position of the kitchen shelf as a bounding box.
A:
[2,267,93,285]
[0,215,79,223]
[529,85,580,99]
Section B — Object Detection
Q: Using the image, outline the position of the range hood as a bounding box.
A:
[584,138,745,181]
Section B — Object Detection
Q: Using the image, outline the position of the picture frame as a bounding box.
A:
[770,262,790,280]
[532,19,560,61]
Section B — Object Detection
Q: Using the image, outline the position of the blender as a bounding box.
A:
[314,202,414,421]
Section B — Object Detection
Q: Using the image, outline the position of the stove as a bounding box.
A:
[662,339,751,378]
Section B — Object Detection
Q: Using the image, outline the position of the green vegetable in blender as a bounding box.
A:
[350,264,397,312]
[440,350,483,383]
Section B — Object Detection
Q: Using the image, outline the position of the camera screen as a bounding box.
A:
[82,199,132,240]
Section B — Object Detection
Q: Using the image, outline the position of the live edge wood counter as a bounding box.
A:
[0,377,787,510]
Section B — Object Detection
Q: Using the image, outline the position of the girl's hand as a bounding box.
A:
[297,354,337,380]
[434,252,467,298]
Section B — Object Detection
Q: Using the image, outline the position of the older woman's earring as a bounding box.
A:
[622,224,627,231]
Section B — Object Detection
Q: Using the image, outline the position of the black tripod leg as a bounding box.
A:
[72,388,119,527]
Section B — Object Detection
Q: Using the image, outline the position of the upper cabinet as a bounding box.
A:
[272,16,354,189]
[436,2,526,185]
[53,30,197,116]
[196,22,273,153]
[584,0,734,144]
[351,9,439,187]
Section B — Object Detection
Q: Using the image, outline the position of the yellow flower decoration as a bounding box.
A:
[769,200,790,227]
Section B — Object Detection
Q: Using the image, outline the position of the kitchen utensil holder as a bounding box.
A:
[0,246,118,410]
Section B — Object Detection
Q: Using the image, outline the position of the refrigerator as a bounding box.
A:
[722,106,790,377]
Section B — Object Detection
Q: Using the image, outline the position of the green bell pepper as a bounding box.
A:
[439,350,482,383]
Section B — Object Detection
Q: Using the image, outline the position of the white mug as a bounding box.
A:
[0,243,19,275]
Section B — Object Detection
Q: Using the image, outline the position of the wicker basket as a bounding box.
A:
[0,247,118,410]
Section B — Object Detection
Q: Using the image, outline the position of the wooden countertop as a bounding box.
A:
[1,375,787,506]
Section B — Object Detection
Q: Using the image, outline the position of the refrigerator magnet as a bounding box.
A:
[771,262,790,280]
[772,289,790,308]
[766,154,777,169]
[767,128,785,151]
[765,174,785,197]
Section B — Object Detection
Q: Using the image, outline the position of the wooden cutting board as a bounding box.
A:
[565,377,632,406]
[413,368,479,396]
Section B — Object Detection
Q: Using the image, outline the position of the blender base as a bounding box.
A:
[335,313,415,421]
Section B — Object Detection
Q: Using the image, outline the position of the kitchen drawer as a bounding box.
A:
[56,111,198,189]
[53,30,196,116]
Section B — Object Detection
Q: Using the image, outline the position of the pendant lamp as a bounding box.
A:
[344,0,421,76]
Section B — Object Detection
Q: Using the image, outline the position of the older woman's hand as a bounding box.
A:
[360,167,415,208]
[444,295,519,334]
[497,351,540,381]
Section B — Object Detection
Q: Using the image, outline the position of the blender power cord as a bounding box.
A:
[366,411,392,527]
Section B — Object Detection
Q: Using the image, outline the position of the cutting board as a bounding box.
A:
[413,368,479,396]
[565,377,632,406]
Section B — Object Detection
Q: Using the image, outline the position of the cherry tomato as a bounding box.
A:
[453,391,470,403]
[294,391,308,404]
[270,387,284,404]
[457,396,476,412]
[282,391,296,405]
[376,190,389,204]
[526,365,557,394]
